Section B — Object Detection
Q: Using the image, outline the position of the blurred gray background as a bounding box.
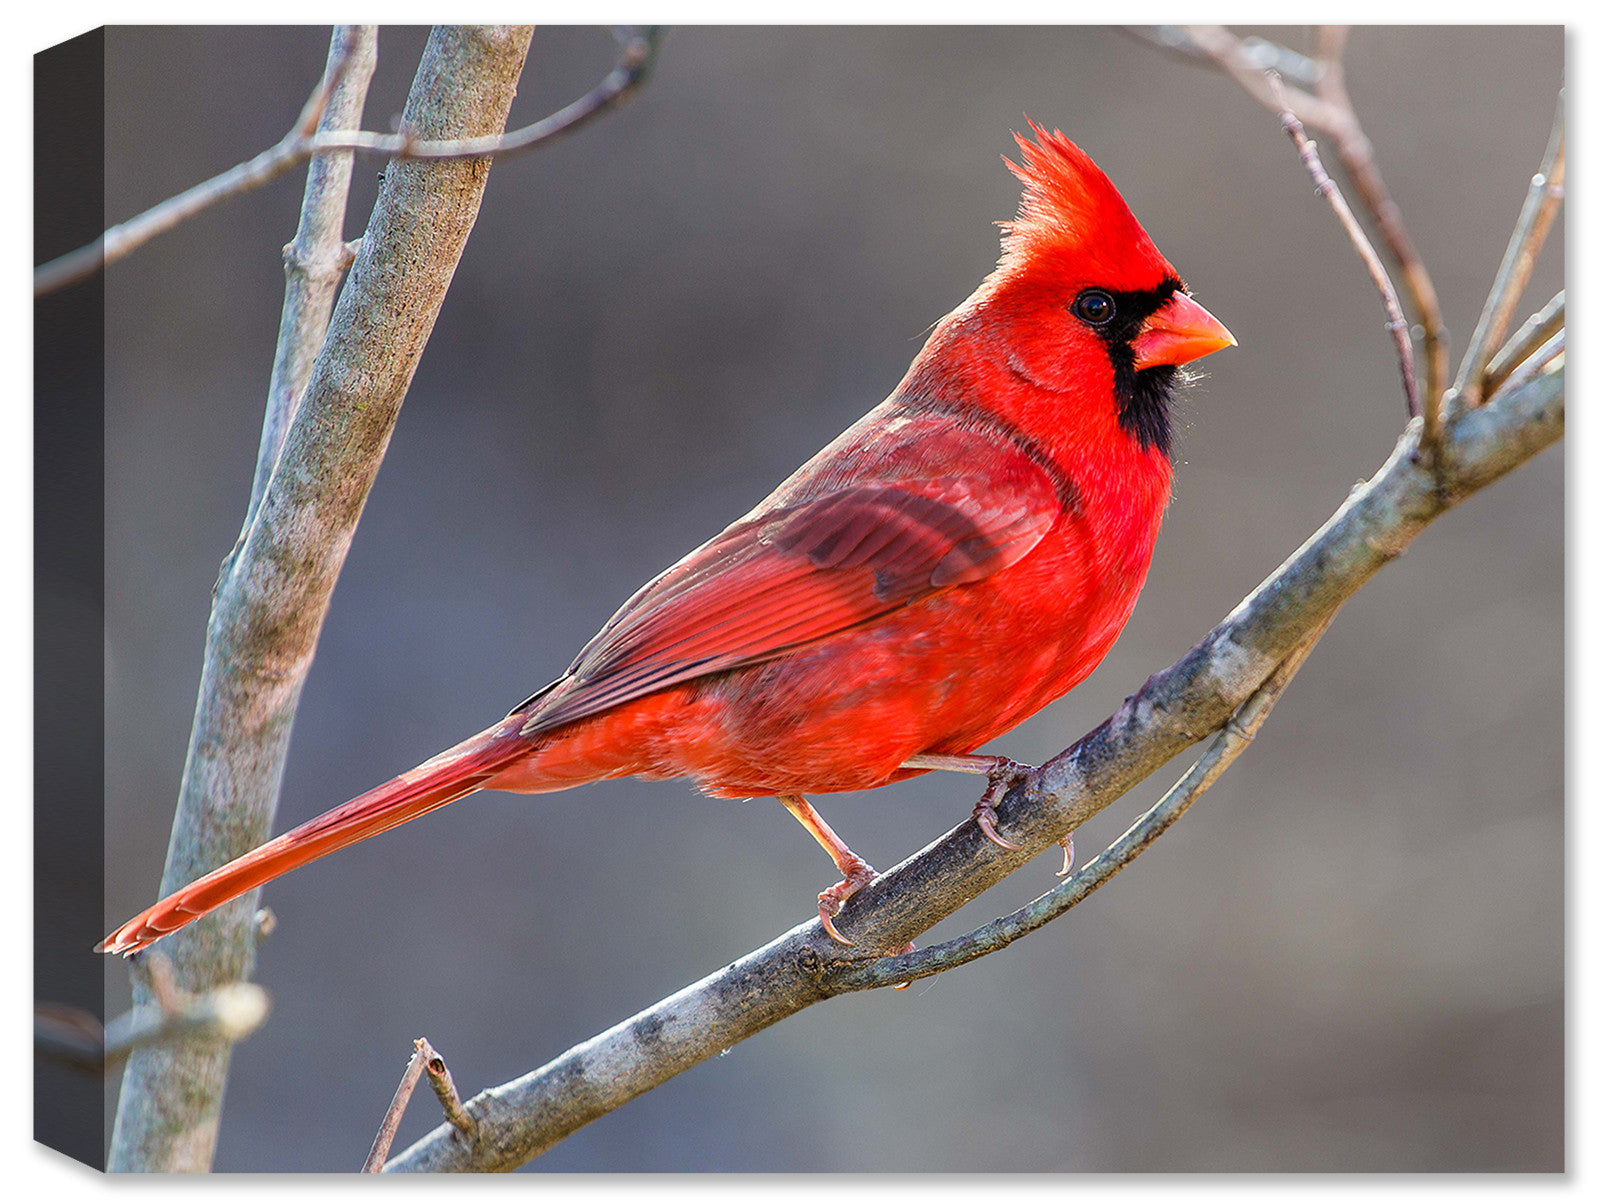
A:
[99,26,1563,1172]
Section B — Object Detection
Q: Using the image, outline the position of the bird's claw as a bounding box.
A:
[972,757,1031,851]
[976,807,1024,851]
[1056,831,1076,876]
[817,894,854,946]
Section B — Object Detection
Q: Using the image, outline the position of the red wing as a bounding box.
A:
[517,440,1061,737]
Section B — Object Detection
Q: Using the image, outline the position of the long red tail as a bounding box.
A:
[98,716,531,956]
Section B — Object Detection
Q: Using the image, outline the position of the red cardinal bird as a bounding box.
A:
[101,124,1233,957]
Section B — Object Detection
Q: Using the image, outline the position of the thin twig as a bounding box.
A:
[143,950,184,1014]
[344,25,662,160]
[37,954,271,1074]
[832,615,1335,991]
[1267,73,1419,420]
[34,27,662,296]
[1123,26,1325,88]
[423,1046,478,1141]
[33,43,351,295]
[1483,290,1564,400]
[1492,329,1564,401]
[1182,26,1349,130]
[1311,26,1449,444]
[1180,26,1446,440]
[104,981,271,1070]
[241,25,378,538]
[34,1005,111,1074]
[364,1040,431,1172]
[1450,95,1566,413]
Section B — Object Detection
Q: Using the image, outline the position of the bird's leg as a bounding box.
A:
[902,752,1035,852]
[777,794,879,946]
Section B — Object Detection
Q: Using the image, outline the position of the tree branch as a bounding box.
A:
[102,980,270,1071]
[385,364,1562,1172]
[363,1039,432,1172]
[106,25,535,1173]
[33,26,661,296]
[362,1038,474,1171]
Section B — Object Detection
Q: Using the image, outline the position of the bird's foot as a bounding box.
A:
[815,859,918,963]
[972,756,1033,851]
[816,855,878,946]
[901,752,1034,850]
[776,793,913,957]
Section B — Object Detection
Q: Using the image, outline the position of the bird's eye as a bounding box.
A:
[1073,290,1116,326]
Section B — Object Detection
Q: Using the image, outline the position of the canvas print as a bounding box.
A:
[35,25,1562,1173]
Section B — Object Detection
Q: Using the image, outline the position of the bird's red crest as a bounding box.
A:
[999,121,1174,286]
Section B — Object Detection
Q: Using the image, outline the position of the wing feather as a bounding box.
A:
[518,433,1062,736]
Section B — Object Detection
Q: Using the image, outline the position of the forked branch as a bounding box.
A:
[107,25,536,1174]
[34,37,360,295]
[1449,97,1566,414]
[1173,25,1449,443]
[1484,290,1564,400]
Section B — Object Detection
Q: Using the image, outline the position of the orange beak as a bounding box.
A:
[1130,292,1236,369]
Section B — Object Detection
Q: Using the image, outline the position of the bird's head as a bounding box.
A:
[983,122,1235,458]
